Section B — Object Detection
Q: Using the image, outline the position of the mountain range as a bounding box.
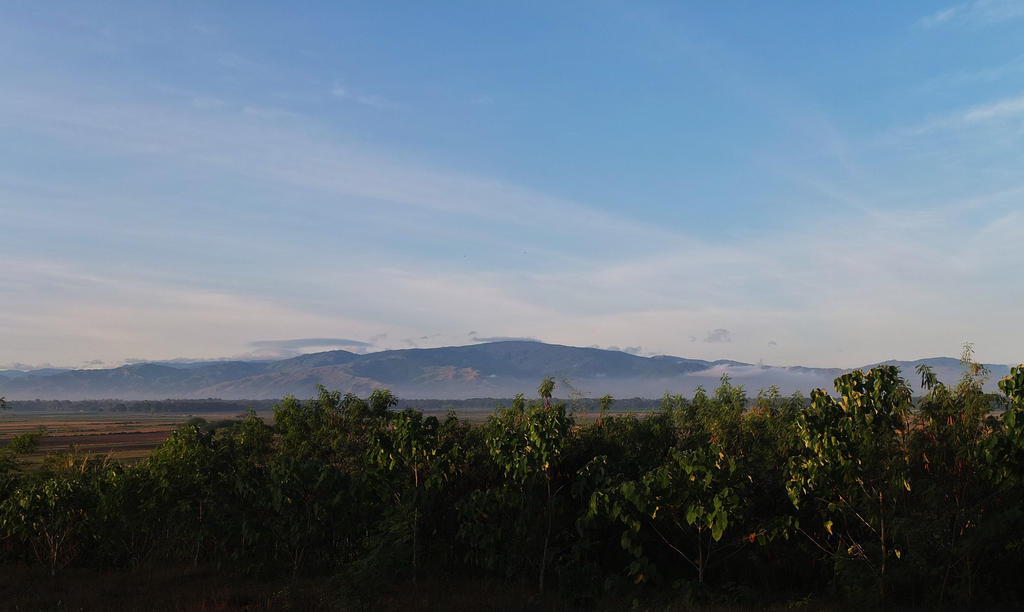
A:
[0,341,1014,401]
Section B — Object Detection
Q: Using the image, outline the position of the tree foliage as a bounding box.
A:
[3,361,1024,608]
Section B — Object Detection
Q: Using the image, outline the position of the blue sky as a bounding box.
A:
[2,1,1023,369]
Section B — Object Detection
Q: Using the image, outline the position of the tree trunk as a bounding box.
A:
[879,492,886,602]
[412,466,419,583]
[697,530,705,584]
[539,472,552,593]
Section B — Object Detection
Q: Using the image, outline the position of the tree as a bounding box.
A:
[788,366,912,601]
[0,428,45,503]
[538,376,555,409]
[484,383,573,592]
[993,364,1024,493]
[589,376,756,588]
[368,388,398,417]
[595,444,745,585]
[269,388,367,575]
[144,424,219,567]
[3,451,108,576]
[598,394,614,424]
[999,364,1024,411]
[371,408,463,579]
[903,346,1002,605]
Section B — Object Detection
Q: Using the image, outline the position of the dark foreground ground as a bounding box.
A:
[0,565,835,612]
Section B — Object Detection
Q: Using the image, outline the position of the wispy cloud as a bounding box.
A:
[920,6,960,28]
[920,55,1024,91]
[249,338,374,351]
[908,92,1024,134]
[2,56,1023,369]
[918,0,1024,28]
[0,84,671,253]
[331,82,400,110]
[962,94,1024,122]
[0,260,389,366]
[468,332,541,343]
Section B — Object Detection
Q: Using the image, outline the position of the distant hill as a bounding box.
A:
[0,341,1015,401]
[0,368,71,379]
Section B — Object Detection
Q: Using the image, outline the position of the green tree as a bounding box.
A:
[0,428,46,513]
[144,424,220,567]
[269,388,368,575]
[2,451,107,576]
[788,366,912,601]
[371,408,463,579]
[903,346,1004,605]
[594,444,745,585]
[484,384,573,592]
[588,375,761,588]
[538,376,555,409]
[598,393,614,424]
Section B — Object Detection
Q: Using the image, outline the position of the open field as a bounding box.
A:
[0,412,253,465]
[0,407,609,470]
[0,404,503,466]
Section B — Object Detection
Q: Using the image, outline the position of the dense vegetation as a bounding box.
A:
[2,350,1024,609]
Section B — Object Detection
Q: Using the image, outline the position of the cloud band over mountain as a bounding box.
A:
[249,338,374,351]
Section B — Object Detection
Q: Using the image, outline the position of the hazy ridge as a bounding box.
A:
[0,341,1013,401]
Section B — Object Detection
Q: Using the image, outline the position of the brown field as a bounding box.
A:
[0,409,597,465]
[0,413,245,465]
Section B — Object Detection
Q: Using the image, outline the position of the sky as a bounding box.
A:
[2,1,1023,370]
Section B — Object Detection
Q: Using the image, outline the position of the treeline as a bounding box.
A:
[7,398,278,414]
[2,355,1024,608]
[397,396,664,417]
[6,396,663,416]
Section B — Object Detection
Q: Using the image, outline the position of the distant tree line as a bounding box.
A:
[397,396,664,416]
[6,398,278,414]
[2,348,1024,608]
[4,397,665,417]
